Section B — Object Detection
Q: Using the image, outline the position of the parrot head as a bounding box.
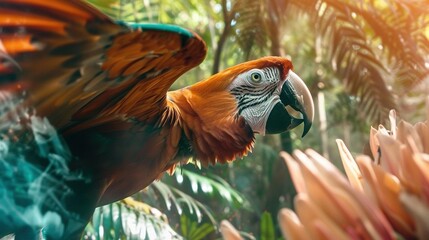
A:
[188,56,314,138]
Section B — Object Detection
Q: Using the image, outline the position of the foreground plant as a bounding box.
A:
[280,149,396,240]
[279,108,429,239]
[338,109,429,239]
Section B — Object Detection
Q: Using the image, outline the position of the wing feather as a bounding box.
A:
[0,0,207,130]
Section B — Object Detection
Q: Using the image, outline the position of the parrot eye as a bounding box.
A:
[250,72,262,83]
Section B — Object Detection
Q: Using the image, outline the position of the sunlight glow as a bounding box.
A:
[191,180,198,192]
[176,173,184,183]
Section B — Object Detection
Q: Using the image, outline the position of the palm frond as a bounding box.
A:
[326,0,429,92]
[84,201,182,240]
[175,169,251,210]
[233,0,269,59]
[130,179,218,228]
[140,166,252,223]
[129,168,251,230]
[288,1,391,122]
[151,181,216,224]
[290,0,429,122]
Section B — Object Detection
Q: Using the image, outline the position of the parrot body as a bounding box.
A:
[0,0,314,239]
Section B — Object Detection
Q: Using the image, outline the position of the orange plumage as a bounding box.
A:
[165,57,294,166]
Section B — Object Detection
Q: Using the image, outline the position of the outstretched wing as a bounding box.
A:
[0,0,206,128]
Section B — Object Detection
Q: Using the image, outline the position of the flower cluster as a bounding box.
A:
[280,109,429,239]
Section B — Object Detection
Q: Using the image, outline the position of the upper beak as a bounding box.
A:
[265,70,314,137]
[281,70,314,137]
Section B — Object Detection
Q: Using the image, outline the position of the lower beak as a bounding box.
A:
[265,71,314,137]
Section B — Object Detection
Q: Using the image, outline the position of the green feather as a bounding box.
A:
[118,21,193,39]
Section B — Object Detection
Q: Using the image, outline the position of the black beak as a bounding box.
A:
[265,71,314,137]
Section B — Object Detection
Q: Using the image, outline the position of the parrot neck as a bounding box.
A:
[166,88,255,166]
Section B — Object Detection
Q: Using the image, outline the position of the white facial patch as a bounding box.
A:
[228,67,285,135]
[239,95,281,135]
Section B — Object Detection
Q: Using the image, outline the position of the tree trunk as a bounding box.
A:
[318,91,329,159]
[212,0,233,75]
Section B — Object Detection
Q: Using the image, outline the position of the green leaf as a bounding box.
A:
[92,206,101,239]
[103,205,112,239]
[180,215,188,237]
[260,212,275,240]
[113,205,124,239]
[141,181,218,227]
[175,169,251,210]
[189,223,214,240]
[84,202,182,240]
[179,215,214,240]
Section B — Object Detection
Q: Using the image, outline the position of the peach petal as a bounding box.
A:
[354,156,378,204]
[330,187,382,240]
[281,151,307,194]
[399,145,421,195]
[357,156,415,238]
[306,150,380,206]
[400,138,429,200]
[415,153,429,179]
[278,208,311,240]
[397,121,423,153]
[400,193,429,239]
[294,194,349,240]
[304,149,351,188]
[410,153,429,202]
[388,110,397,137]
[295,151,395,239]
[377,125,390,136]
[330,174,395,240]
[220,220,243,240]
[334,156,396,240]
[414,122,429,153]
[292,150,353,226]
[377,134,402,176]
[336,139,364,191]
[370,127,380,160]
[313,220,349,240]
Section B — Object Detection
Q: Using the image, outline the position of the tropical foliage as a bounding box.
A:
[85,0,429,239]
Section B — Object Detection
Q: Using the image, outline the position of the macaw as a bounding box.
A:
[0,0,314,239]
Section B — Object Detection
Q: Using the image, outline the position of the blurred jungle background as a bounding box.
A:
[83,0,429,239]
